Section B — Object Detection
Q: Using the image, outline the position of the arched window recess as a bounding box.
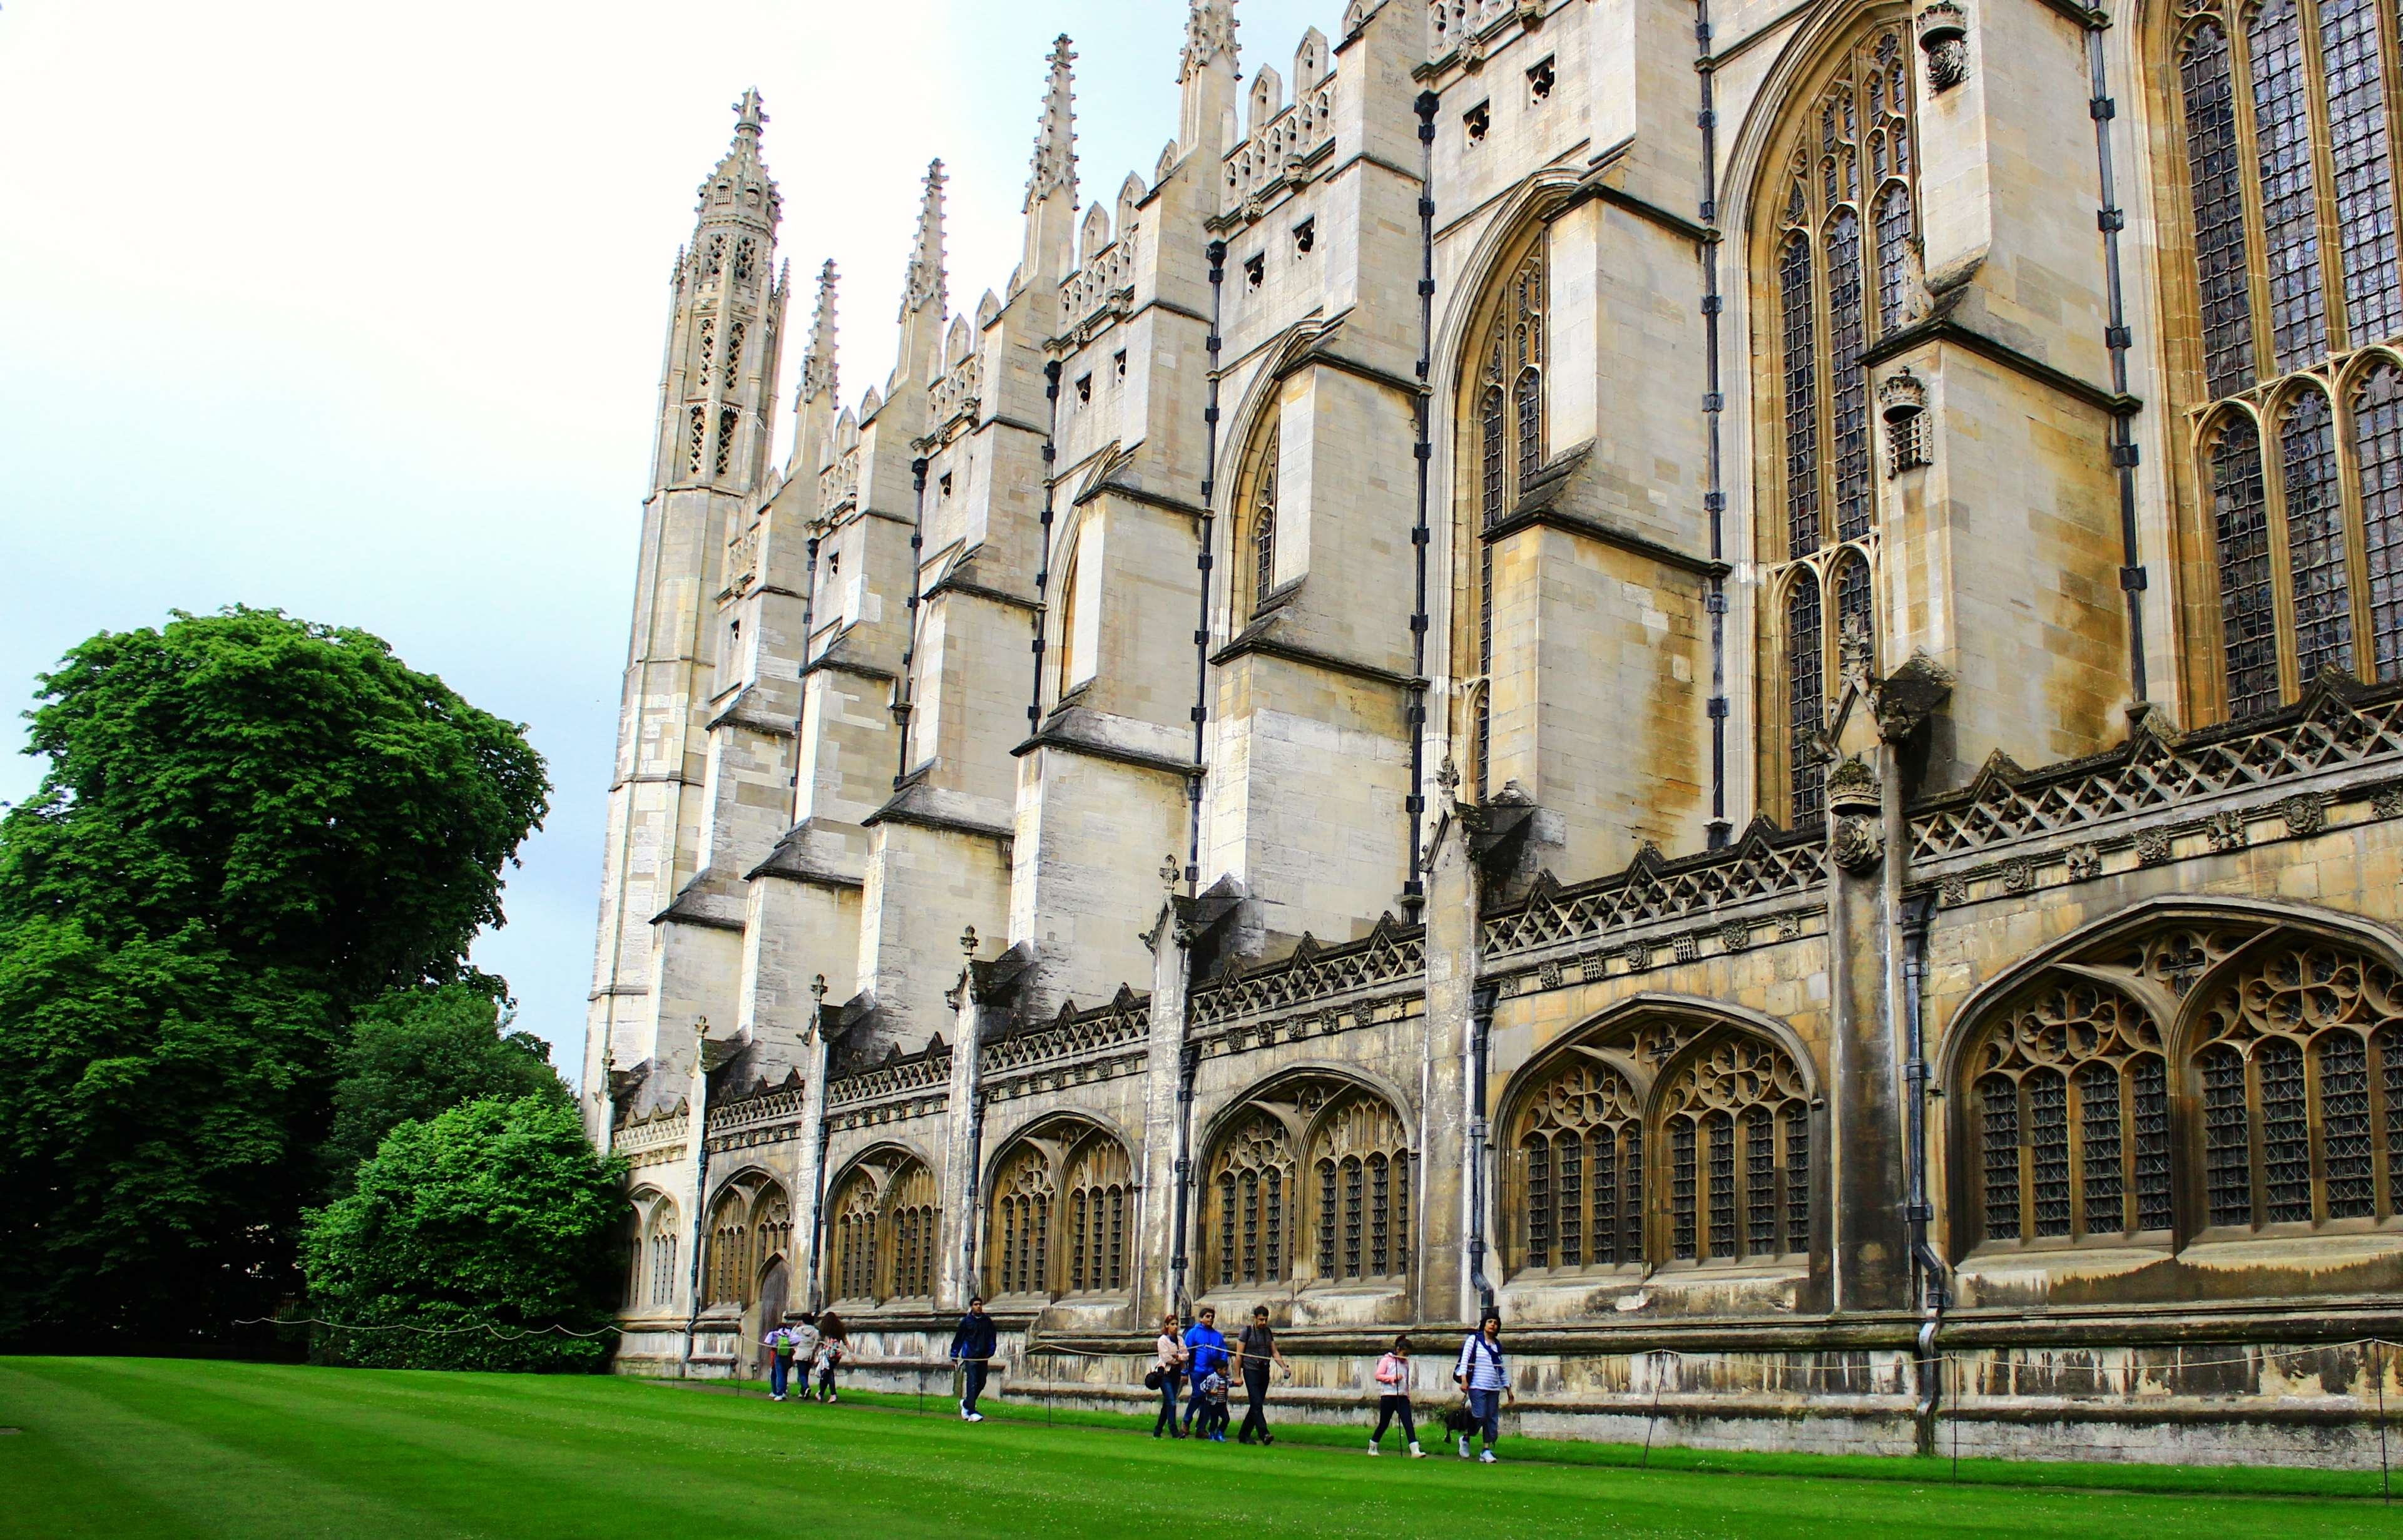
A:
[2170,2,2403,716]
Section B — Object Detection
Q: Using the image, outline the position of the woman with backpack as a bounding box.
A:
[812,1310,848,1403]
[1452,1311,1513,1462]
[1150,1311,1190,1438]
[1367,1333,1426,1457]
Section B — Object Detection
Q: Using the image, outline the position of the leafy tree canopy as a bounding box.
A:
[0,608,549,1346]
[0,606,549,1007]
[322,979,569,1196]
[300,1096,627,1372]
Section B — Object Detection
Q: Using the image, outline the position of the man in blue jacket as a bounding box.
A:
[1180,1305,1227,1439]
[949,1295,998,1422]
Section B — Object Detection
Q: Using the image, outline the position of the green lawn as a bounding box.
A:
[0,1357,2395,1539]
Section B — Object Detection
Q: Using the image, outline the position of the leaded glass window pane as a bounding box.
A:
[2280,390,2352,681]
[1787,573,1825,825]
[2248,3,2330,372]
[2079,1061,2124,1235]
[2201,1045,2253,1228]
[1980,1074,2021,1242]
[2321,1032,2375,1219]
[2353,364,2403,678]
[1827,209,1871,541]
[1780,232,1821,559]
[2181,21,2255,397]
[1705,1112,1738,1260]
[2259,1037,2312,1223]
[2132,1054,2172,1231]
[2028,1069,2071,1238]
[1671,1117,1698,1261]
[2322,0,2402,345]
[2209,417,2279,718]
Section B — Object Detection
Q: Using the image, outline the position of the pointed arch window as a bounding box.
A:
[1508,1022,1811,1276]
[1462,242,1546,805]
[1958,922,2403,1255]
[1064,1135,1132,1294]
[1209,1112,1294,1288]
[1236,426,1280,623]
[1305,1094,1411,1282]
[989,1145,1054,1297]
[2174,2,2403,716]
[887,1161,939,1300]
[1760,26,1916,825]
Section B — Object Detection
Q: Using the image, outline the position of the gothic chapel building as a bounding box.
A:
[586,0,2403,1461]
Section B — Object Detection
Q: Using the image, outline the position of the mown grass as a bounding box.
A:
[0,1357,2394,1540]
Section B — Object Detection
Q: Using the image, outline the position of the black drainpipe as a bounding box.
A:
[1402,89,1440,923]
[2086,18,2150,703]
[1466,979,1498,1314]
[1901,893,1950,1447]
[1187,241,1228,894]
[891,456,931,787]
[1170,1041,1199,1316]
[1696,0,1732,847]
[1028,360,1064,732]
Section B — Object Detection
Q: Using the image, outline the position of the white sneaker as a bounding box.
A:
[1367,1444,1380,1456]
[1409,1443,1426,1459]
[960,1407,972,1420]
[966,1412,985,1423]
[1479,1449,1497,1464]
[1457,1436,1471,1459]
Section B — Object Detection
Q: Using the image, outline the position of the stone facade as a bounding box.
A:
[585,0,2403,1465]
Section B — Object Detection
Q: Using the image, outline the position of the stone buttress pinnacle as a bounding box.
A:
[1028,35,1077,213]
[1178,0,1237,84]
[902,161,947,322]
[802,260,839,407]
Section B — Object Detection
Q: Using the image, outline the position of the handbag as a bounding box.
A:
[1143,1367,1165,1390]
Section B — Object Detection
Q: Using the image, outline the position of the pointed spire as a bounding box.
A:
[696,89,781,231]
[1028,35,1078,212]
[802,260,839,407]
[1179,0,1238,83]
[901,160,947,321]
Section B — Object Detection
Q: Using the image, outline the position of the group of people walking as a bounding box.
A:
[1146,1305,1516,1462]
[759,1312,847,1403]
[792,1293,1516,1463]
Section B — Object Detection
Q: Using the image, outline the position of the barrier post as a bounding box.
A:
[1639,1350,1668,1469]
[1947,1353,1961,1480]
[2377,1339,2391,1505]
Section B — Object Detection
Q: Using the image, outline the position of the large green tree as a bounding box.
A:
[322,979,568,1196]
[300,1095,627,1372]
[0,608,548,1345]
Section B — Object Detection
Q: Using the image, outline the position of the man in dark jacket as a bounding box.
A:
[949,1295,998,1422]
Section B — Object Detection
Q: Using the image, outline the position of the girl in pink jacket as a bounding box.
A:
[1367,1333,1426,1457]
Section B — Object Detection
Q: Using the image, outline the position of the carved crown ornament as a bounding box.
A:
[1916,3,1969,91]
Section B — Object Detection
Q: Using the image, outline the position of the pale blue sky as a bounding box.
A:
[0,0,1328,1074]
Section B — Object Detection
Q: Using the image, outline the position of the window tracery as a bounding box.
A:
[1235,425,1279,623]
[1507,1014,1813,1277]
[1964,981,2171,1243]
[702,1174,788,1308]
[826,1152,936,1305]
[990,1145,1053,1297]
[1309,1093,1411,1281]
[1065,1136,1132,1293]
[1956,917,2403,1255]
[1760,24,1917,825]
[887,1161,939,1300]
[2174,2,2403,715]
[1461,242,1545,805]
[830,1171,880,1302]
[1211,1111,1293,1289]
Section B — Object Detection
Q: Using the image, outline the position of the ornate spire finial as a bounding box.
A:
[1179,0,1238,83]
[802,260,839,405]
[696,88,780,229]
[1028,35,1078,212]
[902,160,946,321]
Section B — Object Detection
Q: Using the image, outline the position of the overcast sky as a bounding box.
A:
[0,0,1330,1075]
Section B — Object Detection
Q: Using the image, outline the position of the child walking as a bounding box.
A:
[1367,1333,1426,1457]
